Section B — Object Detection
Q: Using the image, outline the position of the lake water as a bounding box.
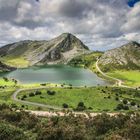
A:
[0,65,109,86]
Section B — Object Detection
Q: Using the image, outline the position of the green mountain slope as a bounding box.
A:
[0,33,89,68]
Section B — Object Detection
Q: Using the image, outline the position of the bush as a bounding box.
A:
[29,92,35,97]
[40,83,46,86]
[116,104,124,110]
[0,123,27,140]
[47,90,56,95]
[35,91,42,95]
[76,102,86,111]
[131,101,136,106]
[108,96,111,99]
[23,95,27,98]
[10,104,17,109]
[0,104,10,110]
[123,105,129,110]
[123,99,128,104]
[62,103,69,108]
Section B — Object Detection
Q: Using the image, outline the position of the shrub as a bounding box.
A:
[10,104,17,109]
[35,91,42,95]
[116,104,124,110]
[76,102,86,111]
[123,99,128,104]
[29,92,35,97]
[108,96,111,99]
[88,107,93,110]
[123,105,129,110]
[0,104,9,110]
[3,77,8,82]
[23,95,27,98]
[40,83,46,86]
[62,103,69,108]
[131,101,136,106]
[47,90,56,95]
[0,123,27,140]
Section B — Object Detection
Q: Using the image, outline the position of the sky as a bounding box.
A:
[0,0,140,51]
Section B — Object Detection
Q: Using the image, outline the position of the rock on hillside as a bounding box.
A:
[98,41,140,72]
[0,33,89,67]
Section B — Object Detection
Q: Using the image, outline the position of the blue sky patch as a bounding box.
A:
[128,0,140,7]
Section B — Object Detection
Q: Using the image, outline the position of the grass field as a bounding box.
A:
[107,70,140,87]
[17,87,140,112]
[0,78,16,86]
[0,87,50,111]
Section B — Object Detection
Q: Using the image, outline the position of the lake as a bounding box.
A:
[0,65,109,86]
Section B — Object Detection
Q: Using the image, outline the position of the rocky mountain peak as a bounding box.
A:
[0,33,89,67]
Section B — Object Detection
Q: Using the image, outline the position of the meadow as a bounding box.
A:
[17,86,140,112]
[107,70,140,87]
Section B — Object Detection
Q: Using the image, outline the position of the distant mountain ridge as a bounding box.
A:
[0,33,140,72]
[0,33,89,68]
[98,41,140,71]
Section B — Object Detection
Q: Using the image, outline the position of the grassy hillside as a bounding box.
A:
[1,56,29,68]
[68,51,103,72]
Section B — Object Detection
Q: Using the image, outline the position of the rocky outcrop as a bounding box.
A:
[98,41,140,71]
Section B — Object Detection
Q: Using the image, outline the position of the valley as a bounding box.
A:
[0,33,140,114]
[1,1,140,139]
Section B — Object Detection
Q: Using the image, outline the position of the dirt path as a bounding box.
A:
[95,59,133,88]
[27,110,121,118]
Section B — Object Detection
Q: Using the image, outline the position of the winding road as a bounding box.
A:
[12,87,62,110]
[12,87,121,117]
[11,60,138,117]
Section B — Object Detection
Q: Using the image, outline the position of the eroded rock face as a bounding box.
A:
[0,33,89,67]
[98,41,140,71]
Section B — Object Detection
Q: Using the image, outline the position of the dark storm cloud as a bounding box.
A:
[0,0,19,21]
[0,6,17,21]
[58,0,91,18]
[0,0,140,50]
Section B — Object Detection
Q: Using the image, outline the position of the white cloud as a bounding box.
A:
[0,0,139,50]
[121,2,140,33]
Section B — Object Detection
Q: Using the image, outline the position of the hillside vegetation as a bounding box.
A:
[0,104,140,140]
[68,51,103,72]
